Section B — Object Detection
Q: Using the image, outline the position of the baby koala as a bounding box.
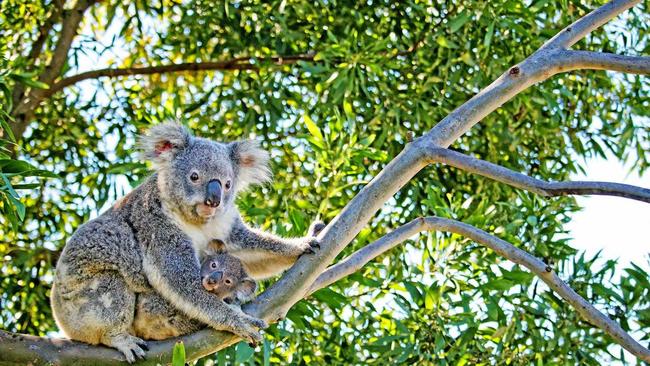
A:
[132,253,257,341]
[201,252,257,305]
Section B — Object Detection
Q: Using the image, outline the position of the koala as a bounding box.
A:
[132,253,257,341]
[200,252,257,305]
[51,123,320,363]
[131,226,325,343]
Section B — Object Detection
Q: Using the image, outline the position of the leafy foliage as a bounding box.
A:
[1,0,649,365]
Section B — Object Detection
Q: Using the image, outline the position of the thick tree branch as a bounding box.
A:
[426,147,650,203]
[307,217,650,363]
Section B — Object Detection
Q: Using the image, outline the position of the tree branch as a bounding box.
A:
[560,50,650,75]
[308,217,650,363]
[424,0,642,147]
[37,54,316,100]
[541,0,641,50]
[10,0,100,137]
[425,147,650,203]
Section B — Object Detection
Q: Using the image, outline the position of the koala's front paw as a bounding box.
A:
[300,238,320,255]
[229,314,268,346]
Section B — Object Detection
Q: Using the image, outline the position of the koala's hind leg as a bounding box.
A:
[52,273,147,364]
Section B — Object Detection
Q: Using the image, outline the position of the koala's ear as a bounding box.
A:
[139,123,191,166]
[206,239,226,254]
[236,278,257,303]
[229,140,271,189]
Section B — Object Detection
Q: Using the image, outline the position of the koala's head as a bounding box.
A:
[200,253,257,304]
[140,123,270,224]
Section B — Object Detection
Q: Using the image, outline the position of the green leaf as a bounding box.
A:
[303,114,325,149]
[172,341,186,366]
[9,73,50,89]
[449,11,470,33]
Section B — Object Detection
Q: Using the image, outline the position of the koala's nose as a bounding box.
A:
[207,271,223,285]
[205,179,222,208]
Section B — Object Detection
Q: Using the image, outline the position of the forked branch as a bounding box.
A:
[308,217,650,362]
[426,147,650,203]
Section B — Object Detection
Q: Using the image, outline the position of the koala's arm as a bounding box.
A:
[143,232,267,343]
[225,218,321,279]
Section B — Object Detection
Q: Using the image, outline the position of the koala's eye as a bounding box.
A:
[225,180,232,190]
[210,262,217,269]
[190,172,199,182]
[224,278,233,286]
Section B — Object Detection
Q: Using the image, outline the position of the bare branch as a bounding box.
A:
[542,0,641,50]
[426,147,650,203]
[37,54,316,100]
[561,50,650,75]
[308,218,426,294]
[309,217,650,363]
[424,0,643,147]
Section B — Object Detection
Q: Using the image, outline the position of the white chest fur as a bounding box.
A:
[166,205,238,255]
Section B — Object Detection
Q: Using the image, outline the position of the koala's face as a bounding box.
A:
[167,139,237,222]
[141,123,271,225]
[200,253,257,304]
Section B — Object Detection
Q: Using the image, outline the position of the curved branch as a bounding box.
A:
[424,0,642,147]
[39,54,316,100]
[561,50,650,75]
[308,217,650,363]
[426,147,650,203]
[541,0,641,50]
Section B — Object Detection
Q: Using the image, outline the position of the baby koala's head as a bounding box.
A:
[200,253,257,305]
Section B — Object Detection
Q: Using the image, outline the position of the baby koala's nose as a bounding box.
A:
[205,179,222,207]
[207,271,223,285]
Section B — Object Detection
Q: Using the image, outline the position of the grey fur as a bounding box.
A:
[132,253,256,341]
[51,123,319,363]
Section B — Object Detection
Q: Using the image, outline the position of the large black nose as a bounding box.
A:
[207,271,223,285]
[205,179,222,207]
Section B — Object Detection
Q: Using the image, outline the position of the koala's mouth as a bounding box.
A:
[195,203,218,218]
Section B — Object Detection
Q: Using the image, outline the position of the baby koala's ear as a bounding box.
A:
[229,140,271,189]
[235,277,257,303]
[139,122,191,166]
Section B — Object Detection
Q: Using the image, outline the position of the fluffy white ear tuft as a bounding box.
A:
[138,123,191,167]
[229,140,271,189]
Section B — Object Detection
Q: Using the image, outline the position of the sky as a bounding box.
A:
[566,155,650,273]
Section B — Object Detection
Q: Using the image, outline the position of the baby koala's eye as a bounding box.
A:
[190,172,199,182]
[210,262,217,269]
[225,180,232,190]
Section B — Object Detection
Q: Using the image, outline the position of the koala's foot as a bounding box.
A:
[104,333,148,364]
[227,314,268,346]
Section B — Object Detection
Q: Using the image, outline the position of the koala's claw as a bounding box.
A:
[109,334,147,364]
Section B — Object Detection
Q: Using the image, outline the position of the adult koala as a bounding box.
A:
[51,123,319,363]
